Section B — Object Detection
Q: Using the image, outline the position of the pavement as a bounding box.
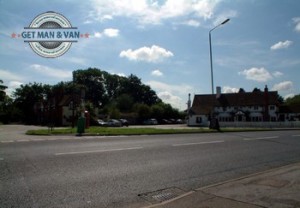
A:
[142,162,300,208]
[1,125,300,208]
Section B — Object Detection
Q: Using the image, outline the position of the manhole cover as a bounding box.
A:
[139,187,185,204]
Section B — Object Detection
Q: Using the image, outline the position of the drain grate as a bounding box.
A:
[139,187,185,204]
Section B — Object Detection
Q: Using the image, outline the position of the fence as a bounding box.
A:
[219,121,300,128]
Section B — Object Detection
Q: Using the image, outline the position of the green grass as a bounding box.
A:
[26,126,215,135]
[25,126,270,136]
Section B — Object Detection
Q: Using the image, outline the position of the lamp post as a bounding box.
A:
[209,18,230,95]
[209,18,230,130]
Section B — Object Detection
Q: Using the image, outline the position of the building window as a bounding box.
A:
[252,116,262,122]
[269,105,275,111]
[254,106,259,110]
[196,117,202,123]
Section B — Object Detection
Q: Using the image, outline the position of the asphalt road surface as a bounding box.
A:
[1,130,300,207]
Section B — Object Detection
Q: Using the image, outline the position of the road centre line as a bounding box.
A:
[1,141,14,143]
[172,140,224,147]
[16,139,30,142]
[243,136,279,141]
[54,146,143,156]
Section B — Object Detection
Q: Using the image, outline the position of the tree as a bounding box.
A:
[103,72,123,100]
[134,103,151,121]
[285,94,300,106]
[116,94,134,112]
[120,74,161,105]
[150,104,164,120]
[238,88,245,93]
[13,83,51,124]
[252,88,261,93]
[73,68,107,106]
[0,80,7,102]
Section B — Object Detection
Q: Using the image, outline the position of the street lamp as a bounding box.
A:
[209,18,230,94]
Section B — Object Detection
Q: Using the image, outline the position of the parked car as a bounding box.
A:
[161,119,171,124]
[119,119,129,127]
[106,119,122,127]
[143,118,158,125]
[176,119,184,124]
[97,119,107,126]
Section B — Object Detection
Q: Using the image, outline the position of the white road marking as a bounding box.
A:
[55,146,143,156]
[1,141,14,143]
[31,139,44,141]
[292,135,300,137]
[0,158,4,161]
[243,136,279,141]
[172,140,224,147]
[16,139,30,142]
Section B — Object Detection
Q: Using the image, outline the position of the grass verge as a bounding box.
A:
[26,126,268,136]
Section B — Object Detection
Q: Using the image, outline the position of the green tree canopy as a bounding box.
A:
[13,82,51,124]
[73,69,161,107]
[285,94,300,106]
[0,80,7,102]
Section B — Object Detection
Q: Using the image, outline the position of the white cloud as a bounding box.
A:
[93,28,119,38]
[284,93,295,100]
[90,0,219,25]
[151,69,163,76]
[0,69,23,81]
[5,81,23,97]
[147,80,193,109]
[94,32,102,38]
[120,45,174,62]
[239,67,273,82]
[222,86,239,93]
[0,69,25,96]
[158,91,181,109]
[273,71,283,78]
[181,19,201,27]
[292,17,300,32]
[147,80,193,95]
[272,81,293,91]
[29,64,72,80]
[270,40,293,50]
[103,28,119,37]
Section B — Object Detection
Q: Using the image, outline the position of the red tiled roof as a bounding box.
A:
[191,91,280,115]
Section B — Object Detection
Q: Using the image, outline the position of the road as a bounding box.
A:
[1,129,300,207]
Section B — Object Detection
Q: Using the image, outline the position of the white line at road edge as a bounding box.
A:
[243,136,279,141]
[292,135,300,137]
[172,140,224,147]
[55,146,143,156]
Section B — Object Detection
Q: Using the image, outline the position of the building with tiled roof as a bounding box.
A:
[188,86,282,126]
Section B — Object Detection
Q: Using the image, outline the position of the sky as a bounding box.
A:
[0,0,300,110]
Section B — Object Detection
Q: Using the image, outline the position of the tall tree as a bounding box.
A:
[120,74,161,105]
[73,68,106,106]
[285,94,300,106]
[13,83,51,124]
[0,80,7,102]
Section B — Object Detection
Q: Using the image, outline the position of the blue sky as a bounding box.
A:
[1,0,300,110]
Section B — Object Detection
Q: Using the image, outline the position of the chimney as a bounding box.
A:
[264,85,269,121]
[264,85,268,93]
[187,93,191,110]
